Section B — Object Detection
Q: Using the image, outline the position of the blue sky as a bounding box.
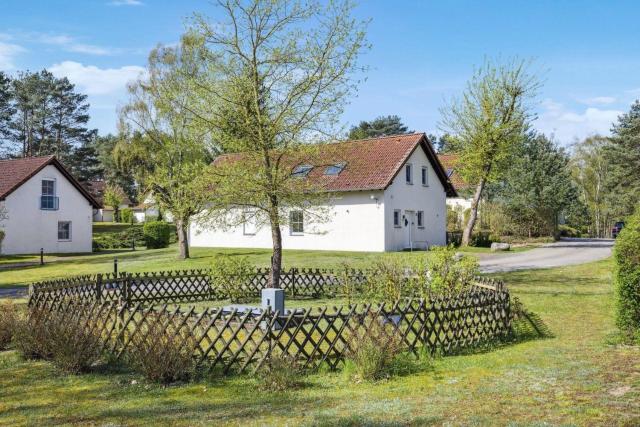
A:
[1,0,639,145]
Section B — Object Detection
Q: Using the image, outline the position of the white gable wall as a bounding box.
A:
[383,146,447,250]
[190,190,386,252]
[0,165,93,254]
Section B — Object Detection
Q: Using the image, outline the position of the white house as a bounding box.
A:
[0,156,100,255]
[85,180,140,223]
[190,133,457,252]
[438,153,473,211]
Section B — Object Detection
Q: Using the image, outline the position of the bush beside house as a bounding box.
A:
[143,221,173,249]
[613,207,640,343]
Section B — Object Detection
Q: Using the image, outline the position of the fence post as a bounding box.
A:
[114,258,118,277]
[291,268,297,297]
[96,274,103,302]
[40,248,44,265]
[124,273,132,307]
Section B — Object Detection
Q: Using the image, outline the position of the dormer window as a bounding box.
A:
[324,162,346,176]
[292,164,313,178]
[41,179,59,210]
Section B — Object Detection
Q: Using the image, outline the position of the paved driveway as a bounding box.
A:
[478,238,614,273]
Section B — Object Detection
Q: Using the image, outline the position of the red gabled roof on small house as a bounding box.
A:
[212,133,457,197]
[437,153,470,192]
[0,155,101,208]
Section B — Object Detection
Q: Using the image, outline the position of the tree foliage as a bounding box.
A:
[118,39,212,259]
[0,70,96,166]
[348,115,410,140]
[186,0,368,286]
[440,58,541,246]
[500,133,577,237]
[605,100,640,218]
[613,206,640,343]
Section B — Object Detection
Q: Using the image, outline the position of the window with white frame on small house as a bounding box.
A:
[421,166,428,186]
[405,163,413,184]
[290,210,304,234]
[57,221,71,241]
[41,179,58,210]
[417,211,424,228]
[393,209,401,227]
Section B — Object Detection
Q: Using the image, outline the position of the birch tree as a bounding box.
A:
[440,59,540,246]
[186,0,368,287]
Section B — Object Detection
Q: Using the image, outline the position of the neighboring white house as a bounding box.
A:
[190,133,457,252]
[438,153,473,211]
[85,180,140,222]
[0,156,100,255]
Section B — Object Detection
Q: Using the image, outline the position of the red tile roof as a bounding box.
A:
[84,180,133,207]
[0,155,101,207]
[437,153,470,191]
[213,133,457,196]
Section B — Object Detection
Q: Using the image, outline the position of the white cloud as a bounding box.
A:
[37,33,112,56]
[0,41,25,69]
[108,0,143,5]
[49,61,145,95]
[581,96,617,106]
[537,98,622,144]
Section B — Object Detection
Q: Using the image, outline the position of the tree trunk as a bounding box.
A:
[176,218,190,259]
[461,177,486,246]
[268,198,283,289]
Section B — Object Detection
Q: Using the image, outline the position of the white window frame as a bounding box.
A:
[417,211,424,228]
[405,163,413,184]
[41,178,58,210]
[421,166,429,186]
[393,209,401,228]
[57,221,72,241]
[242,210,257,235]
[289,210,304,235]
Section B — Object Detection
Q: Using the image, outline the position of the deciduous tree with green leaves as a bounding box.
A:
[185,0,368,287]
[103,184,124,223]
[118,40,212,259]
[440,58,541,246]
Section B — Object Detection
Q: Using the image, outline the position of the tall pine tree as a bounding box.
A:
[348,115,411,139]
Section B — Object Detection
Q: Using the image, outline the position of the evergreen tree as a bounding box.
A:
[348,115,411,140]
[501,133,577,237]
[69,138,103,182]
[0,72,13,154]
[605,100,640,218]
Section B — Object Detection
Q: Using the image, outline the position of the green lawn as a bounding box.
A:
[0,246,439,288]
[1,259,639,425]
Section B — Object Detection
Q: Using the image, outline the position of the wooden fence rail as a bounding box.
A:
[30,285,510,373]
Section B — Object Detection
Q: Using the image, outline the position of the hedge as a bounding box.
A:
[143,221,173,249]
[613,207,640,343]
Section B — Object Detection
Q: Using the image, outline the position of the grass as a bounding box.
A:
[0,245,442,288]
[1,259,639,425]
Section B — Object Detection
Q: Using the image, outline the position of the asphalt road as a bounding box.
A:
[478,238,614,273]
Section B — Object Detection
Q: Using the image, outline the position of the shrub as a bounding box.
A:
[613,207,640,343]
[471,230,493,247]
[364,257,408,304]
[337,262,364,304]
[119,208,136,224]
[0,229,5,252]
[143,221,172,249]
[558,224,580,238]
[126,313,196,383]
[93,226,144,250]
[46,312,103,373]
[345,314,401,381]
[256,351,304,391]
[420,245,478,296]
[210,256,255,303]
[0,301,19,350]
[13,309,53,360]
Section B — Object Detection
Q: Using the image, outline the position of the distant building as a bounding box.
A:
[0,156,100,254]
[437,154,473,211]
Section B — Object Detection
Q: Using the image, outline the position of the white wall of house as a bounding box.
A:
[446,197,472,211]
[0,165,93,254]
[190,190,387,252]
[383,146,447,251]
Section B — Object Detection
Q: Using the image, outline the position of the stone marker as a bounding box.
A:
[491,242,511,252]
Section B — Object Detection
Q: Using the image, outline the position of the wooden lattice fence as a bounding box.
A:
[29,284,510,373]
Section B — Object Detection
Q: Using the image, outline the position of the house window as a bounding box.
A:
[324,162,346,175]
[58,221,71,241]
[41,179,58,210]
[393,209,401,227]
[292,164,313,178]
[421,167,428,186]
[417,211,424,228]
[405,164,413,184]
[290,210,304,235]
[243,210,257,235]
